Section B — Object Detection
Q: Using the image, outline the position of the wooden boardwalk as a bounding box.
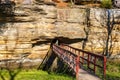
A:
[78,69,101,80]
[42,38,106,80]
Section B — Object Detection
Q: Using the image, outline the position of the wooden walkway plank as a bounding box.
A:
[78,69,101,80]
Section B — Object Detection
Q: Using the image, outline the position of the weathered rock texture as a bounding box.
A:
[0,1,120,59]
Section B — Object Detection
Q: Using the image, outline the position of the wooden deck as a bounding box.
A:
[78,69,101,80]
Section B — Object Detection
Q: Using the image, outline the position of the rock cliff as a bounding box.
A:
[0,1,120,59]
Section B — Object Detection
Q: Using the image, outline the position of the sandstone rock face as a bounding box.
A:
[55,22,86,38]
[14,0,34,4]
[90,8,107,27]
[85,9,120,56]
[0,1,120,59]
[56,8,87,38]
[57,9,86,23]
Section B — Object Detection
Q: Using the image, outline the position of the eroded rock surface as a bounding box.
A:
[0,1,120,60]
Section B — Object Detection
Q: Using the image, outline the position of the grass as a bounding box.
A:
[79,59,120,80]
[106,59,120,80]
[0,59,120,80]
[0,69,75,80]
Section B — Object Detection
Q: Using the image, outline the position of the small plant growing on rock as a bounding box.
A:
[101,0,112,8]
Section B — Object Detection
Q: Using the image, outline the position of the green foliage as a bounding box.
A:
[101,0,112,9]
[0,69,75,80]
[106,59,120,80]
[0,59,120,80]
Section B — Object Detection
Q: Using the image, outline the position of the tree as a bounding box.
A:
[104,10,114,57]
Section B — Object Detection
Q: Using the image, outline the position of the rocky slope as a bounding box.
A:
[0,0,120,60]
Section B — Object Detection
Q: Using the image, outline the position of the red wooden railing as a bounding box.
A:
[61,44,107,78]
[52,43,106,79]
[53,44,77,72]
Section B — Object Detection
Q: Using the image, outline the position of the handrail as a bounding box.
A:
[61,43,104,58]
[53,44,77,70]
[51,38,106,79]
[61,43,106,79]
[53,44,80,80]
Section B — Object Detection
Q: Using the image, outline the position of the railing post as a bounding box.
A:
[94,57,96,74]
[82,52,84,64]
[76,54,80,80]
[87,54,90,69]
[103,56,107,79]
[57,43,107,79]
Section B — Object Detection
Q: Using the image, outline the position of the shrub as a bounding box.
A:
[101,0,112,9]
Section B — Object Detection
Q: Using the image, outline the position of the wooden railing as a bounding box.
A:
[61,44,107,78]
[52,40,107,79]
[53,44,81,80]
[53,44,78,72]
